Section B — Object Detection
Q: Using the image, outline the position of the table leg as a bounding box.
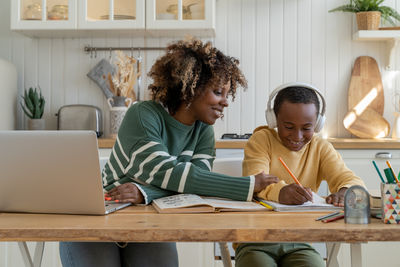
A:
[350,243,362,267]
[326,242,340,267]
[17,242,45,267]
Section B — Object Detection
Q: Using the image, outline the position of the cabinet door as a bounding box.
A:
[78,0,145,29]
[338,149,400,191]
[11,0,77,30]
[146,0,215,33]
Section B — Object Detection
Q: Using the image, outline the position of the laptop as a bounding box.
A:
[0,130,131,215]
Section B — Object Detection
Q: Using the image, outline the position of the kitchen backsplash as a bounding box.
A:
[1,0,400,138]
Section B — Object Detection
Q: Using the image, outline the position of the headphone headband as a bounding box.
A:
[265,82,326,132]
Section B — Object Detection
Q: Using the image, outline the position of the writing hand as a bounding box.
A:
[106,183,144,204]
[325,187,347,207]
[279,183,313,205]
[254,171,279,193]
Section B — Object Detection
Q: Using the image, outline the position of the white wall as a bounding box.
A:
[1,0,400,138]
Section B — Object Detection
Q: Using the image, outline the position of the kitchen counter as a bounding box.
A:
[98,137,400,149]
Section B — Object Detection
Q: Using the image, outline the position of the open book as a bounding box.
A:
[152,194,266,213]
[259,192,343,212]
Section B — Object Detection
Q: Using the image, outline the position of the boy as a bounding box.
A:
[235,83,365,267]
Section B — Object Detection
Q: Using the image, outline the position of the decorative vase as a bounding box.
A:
[392,112,400,139]
[107,96,134,138]
[356,11,381,30]
[28,118,45,130]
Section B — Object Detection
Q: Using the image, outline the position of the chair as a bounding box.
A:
[211,158,336,267]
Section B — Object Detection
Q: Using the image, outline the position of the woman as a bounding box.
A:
[59,38,278,267]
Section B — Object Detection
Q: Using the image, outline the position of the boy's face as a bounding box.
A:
[276,101,318,151]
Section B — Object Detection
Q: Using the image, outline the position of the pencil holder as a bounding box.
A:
[381,183,400,224]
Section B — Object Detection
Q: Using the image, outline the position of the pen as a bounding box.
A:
[386,161,400,183]
[278,157,301,186]
[255,200,274,210]
[372,160,386,183]
[315,211,342,221]
[321,214,344,223]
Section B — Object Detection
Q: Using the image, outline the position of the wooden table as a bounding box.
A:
[1,206,399,267]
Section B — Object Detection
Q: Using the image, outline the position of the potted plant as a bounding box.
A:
[20,87,46,130]
[329,0,400,30]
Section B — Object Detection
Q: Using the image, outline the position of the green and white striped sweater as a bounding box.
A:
[102,101,254,204]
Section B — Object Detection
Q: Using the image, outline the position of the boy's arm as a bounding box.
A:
[243,133,287,202]
[320,143,366,193]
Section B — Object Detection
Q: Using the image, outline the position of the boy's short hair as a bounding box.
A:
[148,38,247,115]
[273,86,320,117]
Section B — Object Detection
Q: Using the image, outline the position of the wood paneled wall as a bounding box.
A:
[0,0,399,139]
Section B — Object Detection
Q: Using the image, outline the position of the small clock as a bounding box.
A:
[344,185,371,224]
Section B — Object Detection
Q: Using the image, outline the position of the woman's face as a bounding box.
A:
[176,82,230,125]
[276,101,317,151]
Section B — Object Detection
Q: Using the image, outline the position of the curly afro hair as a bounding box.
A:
[148,38,247,115]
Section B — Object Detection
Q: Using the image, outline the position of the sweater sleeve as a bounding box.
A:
[190,124,216,171]
[319,142,366,192]
[242,130,288,202]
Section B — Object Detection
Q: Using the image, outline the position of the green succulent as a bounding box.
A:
[329,0,400,26]
[20,87,45,119]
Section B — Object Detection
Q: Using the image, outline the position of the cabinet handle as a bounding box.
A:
[375,152,392,159]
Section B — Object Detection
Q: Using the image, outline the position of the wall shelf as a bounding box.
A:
[353,30,400,69]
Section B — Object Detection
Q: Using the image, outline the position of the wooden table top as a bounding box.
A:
[98,138,400,149]
[1,206,399,243]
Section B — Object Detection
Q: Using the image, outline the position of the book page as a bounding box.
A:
[153,194,209,210]
[261,192,342,212]
[203,197,266,211]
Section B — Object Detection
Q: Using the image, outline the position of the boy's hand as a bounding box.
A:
[326,187,347,207]
[106,183,144,204]
[254,172,279,193]
[279,184,313,205]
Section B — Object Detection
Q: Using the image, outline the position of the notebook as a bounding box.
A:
[258,192,343,212]
[0,130,131,215]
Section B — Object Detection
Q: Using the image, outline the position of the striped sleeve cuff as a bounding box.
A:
[132,183,149,204]
[247,175,255,201]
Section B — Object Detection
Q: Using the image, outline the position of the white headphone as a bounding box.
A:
[265,82,326,132]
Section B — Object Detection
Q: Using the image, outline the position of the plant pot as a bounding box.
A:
[28,118,45,130]
[356,11,381,30]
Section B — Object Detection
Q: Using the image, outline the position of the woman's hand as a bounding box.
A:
[106,183,144,204]
[278,184,313,205]
[325,187,347,207]
[253,171,279,193]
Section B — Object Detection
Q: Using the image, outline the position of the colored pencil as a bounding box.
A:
[315,211,342,221]
[372,160,386,183]
[321,214,344,223]
[386,161,400,183]
[254,200,274,210]
[278,157,301,186]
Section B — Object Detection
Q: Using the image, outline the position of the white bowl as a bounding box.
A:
[156,13,175,20]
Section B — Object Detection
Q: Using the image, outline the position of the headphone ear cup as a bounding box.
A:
[314,114,326,133]
[265,109,277,129]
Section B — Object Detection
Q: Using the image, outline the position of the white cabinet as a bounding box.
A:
[78,0,145,30]
[146,0,215,35]
[338,149,400,191]
[11,0,215,37]
[11,0,77,30]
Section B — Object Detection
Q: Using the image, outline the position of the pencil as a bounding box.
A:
[321,214,344,223]
[278,157,301,186]
[372,160,386,183]
[315,211,342,221]
[386,160,400,183]
[255,200,274,210]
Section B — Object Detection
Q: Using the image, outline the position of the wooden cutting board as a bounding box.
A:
[344,107,390,138]
[348,56,384,115]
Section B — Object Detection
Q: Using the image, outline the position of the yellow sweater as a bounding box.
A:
[243,126,365,202]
